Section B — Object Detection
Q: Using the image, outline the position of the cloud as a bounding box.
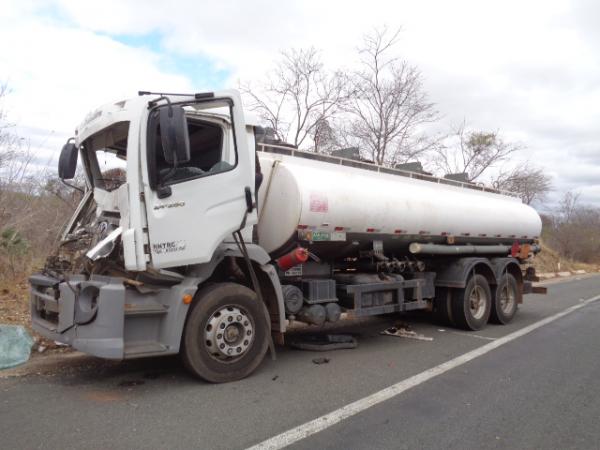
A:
[1,0,599,207]
[0,2,195,163]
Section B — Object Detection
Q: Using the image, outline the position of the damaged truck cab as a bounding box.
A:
[31,91,283,381]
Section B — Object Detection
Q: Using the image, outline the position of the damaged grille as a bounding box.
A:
[29,275,60,325]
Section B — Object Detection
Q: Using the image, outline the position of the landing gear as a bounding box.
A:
[181,283,269,383]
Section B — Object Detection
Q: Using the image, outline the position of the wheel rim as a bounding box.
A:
[469,285,487,320]
[499,282,516,315]
[204,305,254,362]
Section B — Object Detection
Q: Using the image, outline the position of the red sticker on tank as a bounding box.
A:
[309,193,328,213]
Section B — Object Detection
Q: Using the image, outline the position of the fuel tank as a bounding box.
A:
[256,149,542,259]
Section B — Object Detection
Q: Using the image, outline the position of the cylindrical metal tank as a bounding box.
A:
[256,151,542,258]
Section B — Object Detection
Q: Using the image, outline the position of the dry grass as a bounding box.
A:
[535,240,600,274]
[0,276,30,327]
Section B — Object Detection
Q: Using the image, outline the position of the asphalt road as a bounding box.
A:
[1,274,600,450]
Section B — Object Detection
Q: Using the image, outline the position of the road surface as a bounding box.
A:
[1,274,599,450]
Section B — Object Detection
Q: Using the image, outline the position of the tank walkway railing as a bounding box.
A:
[257,143,519,198]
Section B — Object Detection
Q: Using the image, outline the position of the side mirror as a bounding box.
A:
[58,140,78,180]
[160,105,190,165]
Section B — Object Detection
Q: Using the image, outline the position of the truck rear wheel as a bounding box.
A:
[433,287,455,326]
[451,274,491,331]
[181,282,270,383]
[490,274,519,324]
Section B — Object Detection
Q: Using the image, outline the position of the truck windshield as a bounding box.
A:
[83,121,129,191]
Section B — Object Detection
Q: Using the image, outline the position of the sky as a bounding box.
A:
[1,0,599,210]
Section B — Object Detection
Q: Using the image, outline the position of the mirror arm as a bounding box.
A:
[147,95,172,110]
[60,178,84,194]
[157,185,172,199]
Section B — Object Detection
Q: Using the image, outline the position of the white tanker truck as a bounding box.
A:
[30,90,544,382]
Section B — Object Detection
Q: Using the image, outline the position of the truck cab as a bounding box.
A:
[31,91,283,382]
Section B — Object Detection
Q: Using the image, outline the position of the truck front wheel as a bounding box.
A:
[181,282,270,383]
[451,274,492,331]
[490,274,519,324]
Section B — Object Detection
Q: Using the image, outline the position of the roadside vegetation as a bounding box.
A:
[1,28,599,331]
[0,83,82,335]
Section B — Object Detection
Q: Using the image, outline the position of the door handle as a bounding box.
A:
[244,186,254,212]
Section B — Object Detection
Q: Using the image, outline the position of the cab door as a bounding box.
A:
[142,93,255,269]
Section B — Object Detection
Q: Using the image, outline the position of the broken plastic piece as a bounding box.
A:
[0,325,34,370]
[381,326,433,342]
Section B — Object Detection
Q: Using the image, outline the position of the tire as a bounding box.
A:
[181,282,270,383]
[451,274,492,331]
[433,287,455,326]
[490,274,519,324]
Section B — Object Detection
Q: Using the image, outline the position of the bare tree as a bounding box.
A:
[432,122,521,182]
[241,48,348,150]
[311,118,340,154]
[545,191,600,263]
[1,84,32,186]
[492,162,552,204]
[559,191,581,222]
[0,83,35,221]
[0,83,20,172]
[345,27,438,166]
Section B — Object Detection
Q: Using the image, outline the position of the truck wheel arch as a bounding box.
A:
[489,257,523,287]
[188,242,286,333]
[435,257,497,289]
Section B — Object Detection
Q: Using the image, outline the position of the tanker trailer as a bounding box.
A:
[255,142,542,332]
[31,91,544,383]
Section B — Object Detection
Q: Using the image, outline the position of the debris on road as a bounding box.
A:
[290,334,358,352]
[381,324,433,342]
[0,325,34,369]
[312,357,330,365]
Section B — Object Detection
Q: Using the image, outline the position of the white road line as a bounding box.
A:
[447,331,497,341]
[248,294,600,450]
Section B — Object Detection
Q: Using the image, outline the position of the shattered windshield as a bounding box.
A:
[83,121,129,191]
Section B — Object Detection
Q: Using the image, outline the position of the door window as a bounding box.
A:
[149,106,236,186]
[82,121,129,192]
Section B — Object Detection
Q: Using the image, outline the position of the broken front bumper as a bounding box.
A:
[29,273,126,359]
